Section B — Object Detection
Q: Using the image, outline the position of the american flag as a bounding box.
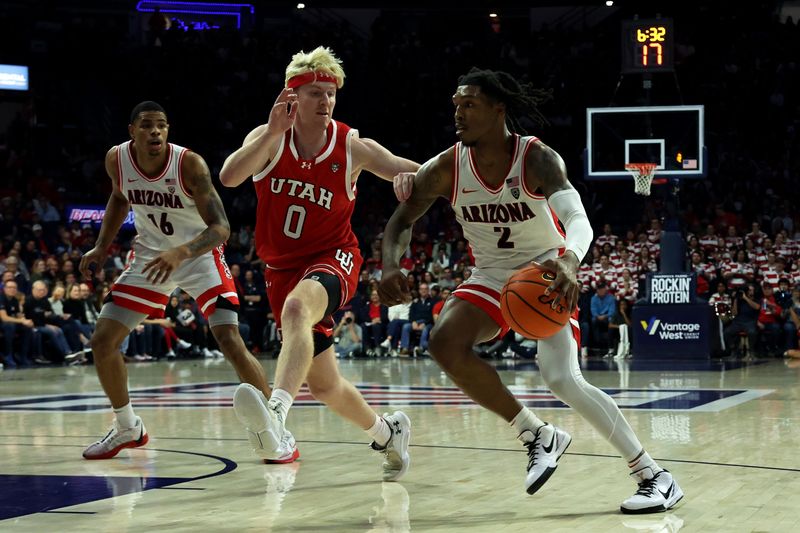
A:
[165,177,176,185]
[682,159,698,169]
[506,175,520,187]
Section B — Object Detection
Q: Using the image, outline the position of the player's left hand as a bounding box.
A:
[393,172,415,203]
[142,247,187,284]
[537,252,580,312]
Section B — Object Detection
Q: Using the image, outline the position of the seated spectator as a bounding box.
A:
[166,294,208,356]
[774,278,795,351]
[0,279,34,367]
[723,284,760,358]
[615,268,638,304]
[334,310,362,358]
[2,255,29,295]
[363,289,388,355]
[595,223,619,248]
[757,283,782,357]
[724,225,743,251]
[723,250,754,289]
[745,221,767,247]
[24,280,84,364]
[785,287,800,356]
[241,269,267,352]
[430,243,450,275]
[63,283,95,341]
[608,298,632,359]
[690,251,713,298]
[380,301,410,353]
[29,258,47,287]
[590,281,616,355]
[400,282,435,356]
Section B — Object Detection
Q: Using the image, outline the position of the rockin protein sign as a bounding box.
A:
[646,273,696,305]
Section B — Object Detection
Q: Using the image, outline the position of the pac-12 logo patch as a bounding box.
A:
[331,163,341,173]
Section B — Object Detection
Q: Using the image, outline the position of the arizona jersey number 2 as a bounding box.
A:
[494,226,515,249]
[283,205,307,239]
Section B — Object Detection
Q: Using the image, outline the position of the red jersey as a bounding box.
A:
[253,120,360,270]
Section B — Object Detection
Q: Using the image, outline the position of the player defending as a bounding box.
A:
[220,47,418,481]
[379,68,683,513]
[80,101,297,463]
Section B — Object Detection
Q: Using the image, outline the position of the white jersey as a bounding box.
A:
[117,141,206,252]
[451,135,566,271]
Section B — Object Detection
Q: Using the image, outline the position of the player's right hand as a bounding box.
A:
[378,268,412,306]
[79,246,108,280]
[266,87,298,134]
[393,172,415,202]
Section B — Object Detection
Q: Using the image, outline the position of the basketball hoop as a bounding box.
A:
[625,163,660,196]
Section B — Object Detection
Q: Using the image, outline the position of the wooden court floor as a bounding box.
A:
[1,355,799,532]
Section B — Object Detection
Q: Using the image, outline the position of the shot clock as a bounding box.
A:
[621,18,675,73]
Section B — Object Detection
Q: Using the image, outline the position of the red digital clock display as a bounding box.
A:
[621,18,675,73]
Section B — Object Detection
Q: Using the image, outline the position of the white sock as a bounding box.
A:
[366,414,392,448]
[510,407,546,439]
[114,403,137,429]
[627,450,661,479]
[268,388,293,425]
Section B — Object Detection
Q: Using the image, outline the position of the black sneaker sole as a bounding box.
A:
[620,494,684,514]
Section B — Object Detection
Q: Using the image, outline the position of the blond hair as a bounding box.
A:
[285,46,345,88]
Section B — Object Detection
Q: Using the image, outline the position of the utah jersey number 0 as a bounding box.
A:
[283,205,307,239]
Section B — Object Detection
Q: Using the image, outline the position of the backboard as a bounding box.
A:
[584,105,706,180]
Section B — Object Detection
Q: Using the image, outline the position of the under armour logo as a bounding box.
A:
[300,161,312,170]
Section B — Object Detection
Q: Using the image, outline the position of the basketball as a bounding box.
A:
[500,265,569,340]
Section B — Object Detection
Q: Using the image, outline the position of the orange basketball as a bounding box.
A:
[500,265,570,340]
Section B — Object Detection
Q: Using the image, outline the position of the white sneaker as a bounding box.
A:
[211,349,224,358]
[165,349,176,359]
[234,383,285,458]
[177,339,192,350]
[202,347,214,358]
[83,416,149,460]
[371,411,411,481]
[64,350,83,362]
[380,339,391,349]
[250,429,300,464]
[621,468,684,514]
[520,423,572,495]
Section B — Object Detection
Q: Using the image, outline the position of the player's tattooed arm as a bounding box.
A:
[379,148,453,304]
[525,140,571,197]
[180,152,231,258]
[142,152,232,285]
[382,148,454,269]
[525,141,587,312]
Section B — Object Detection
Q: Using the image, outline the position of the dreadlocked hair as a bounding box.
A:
[457,67,552,135]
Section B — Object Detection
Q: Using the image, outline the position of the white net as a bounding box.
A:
[625,163,658,196]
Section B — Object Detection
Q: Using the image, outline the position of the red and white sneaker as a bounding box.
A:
[83,416,149,460]
[251,430,300,464]
[234,383,299,464]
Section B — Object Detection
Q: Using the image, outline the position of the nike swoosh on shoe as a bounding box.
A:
[542,433,556,454]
